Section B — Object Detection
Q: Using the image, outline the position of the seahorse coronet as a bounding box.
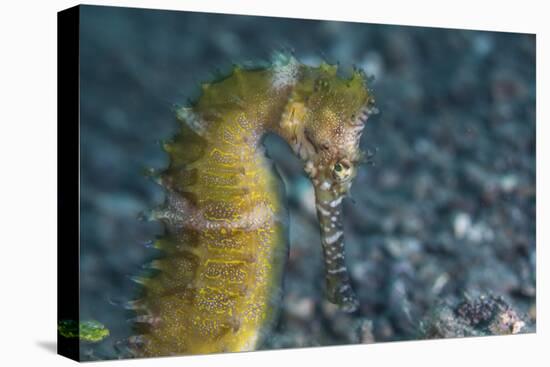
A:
[129,52,375,357]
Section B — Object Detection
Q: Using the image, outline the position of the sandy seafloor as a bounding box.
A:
[77,4,536,360]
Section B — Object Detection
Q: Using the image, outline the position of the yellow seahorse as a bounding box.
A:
[127,53,375,357]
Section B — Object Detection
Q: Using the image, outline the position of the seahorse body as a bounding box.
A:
[130,54,375,357]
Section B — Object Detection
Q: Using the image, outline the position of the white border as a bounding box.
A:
[0,1,546,366]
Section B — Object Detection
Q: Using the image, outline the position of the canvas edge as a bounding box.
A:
[57,4,81,362]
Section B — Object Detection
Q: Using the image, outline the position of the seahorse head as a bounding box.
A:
[278,60,375,312]
[279,61,374,191]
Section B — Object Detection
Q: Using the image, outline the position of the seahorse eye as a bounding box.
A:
[332,161,352,181]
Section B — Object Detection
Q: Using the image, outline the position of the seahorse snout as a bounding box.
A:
[313,185,359,313]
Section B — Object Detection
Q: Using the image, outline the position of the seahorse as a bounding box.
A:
[127,53,375,357]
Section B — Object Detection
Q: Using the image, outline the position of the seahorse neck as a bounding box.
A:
[230,85,298,152]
